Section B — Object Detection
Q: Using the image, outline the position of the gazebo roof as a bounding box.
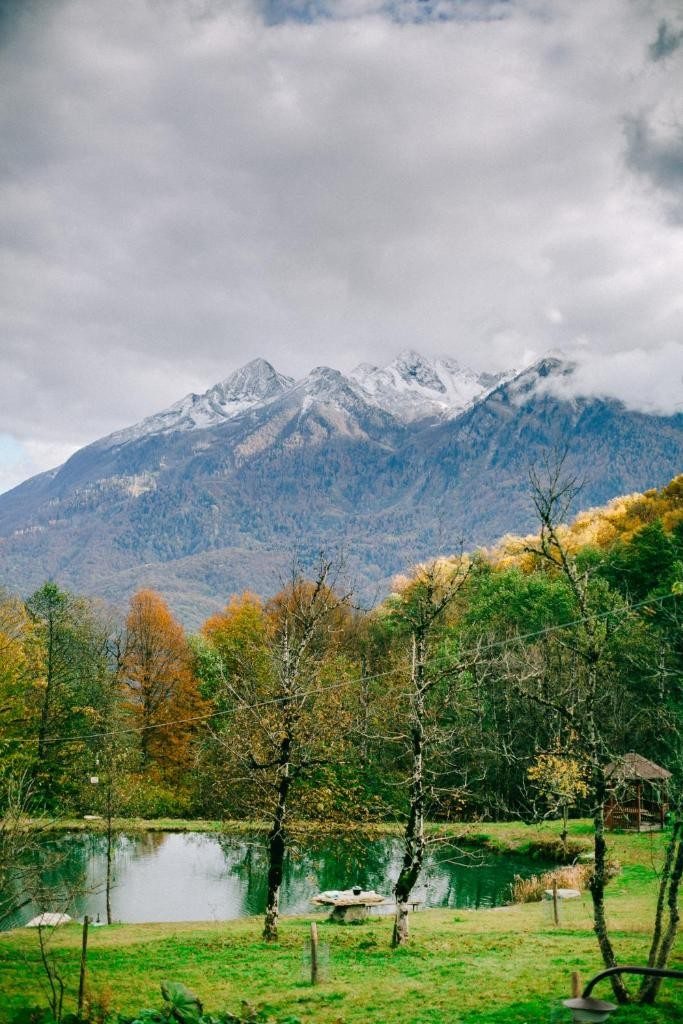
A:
[605,752,671,783]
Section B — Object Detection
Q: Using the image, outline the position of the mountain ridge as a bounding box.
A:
[0,351,680,626]
[71,349,511,462]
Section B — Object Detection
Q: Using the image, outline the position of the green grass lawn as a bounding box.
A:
[1,822,681,1023]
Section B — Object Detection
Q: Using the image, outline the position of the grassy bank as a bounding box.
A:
[30,816,592,859]
[1,824,681,1023]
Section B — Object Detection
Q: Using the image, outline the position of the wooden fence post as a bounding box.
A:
[571,971,582,998]
[552,878,559,926]
[310,921,319,986]
[77,915,90,1017]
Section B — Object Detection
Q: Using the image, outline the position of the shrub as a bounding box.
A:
[525,836,590,863]
[127,782,192,819]
[510,863,592,903]
[117,983,301,1024]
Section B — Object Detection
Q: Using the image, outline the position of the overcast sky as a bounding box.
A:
[1,0,682,492]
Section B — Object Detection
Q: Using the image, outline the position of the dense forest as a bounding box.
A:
[1,473,680,827]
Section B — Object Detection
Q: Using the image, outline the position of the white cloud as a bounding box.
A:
[0,435,79,494]
[541,340,683,417]
[0,0,682,489]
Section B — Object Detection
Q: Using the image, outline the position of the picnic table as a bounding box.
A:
[311,888,388,922]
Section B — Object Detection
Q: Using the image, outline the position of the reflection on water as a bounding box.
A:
[2,830,547,929]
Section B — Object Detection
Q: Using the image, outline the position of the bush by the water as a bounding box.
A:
[510,863,591,903]
[524,836,590,863]
[510,858,621,903]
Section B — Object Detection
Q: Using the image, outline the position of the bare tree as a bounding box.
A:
[388,554,471,947]
[0,768,44,927]
[639,794,683,1003]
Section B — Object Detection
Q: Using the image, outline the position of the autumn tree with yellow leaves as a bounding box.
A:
[527,743,589,853]
[122,589,205,787]
[196,558,355,942]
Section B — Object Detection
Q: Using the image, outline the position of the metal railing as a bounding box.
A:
[563,965,683,1020]
[582,964,683,998]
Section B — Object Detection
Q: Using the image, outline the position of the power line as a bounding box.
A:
[1,591,678,749]
[427,590,678,642]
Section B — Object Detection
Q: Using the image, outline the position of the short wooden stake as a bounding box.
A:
[310,921,319,985]
[571,971,582,998]
[552,878,559,926]
[77,915,90,1017]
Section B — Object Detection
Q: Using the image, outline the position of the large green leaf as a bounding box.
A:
[160,981,203,1024]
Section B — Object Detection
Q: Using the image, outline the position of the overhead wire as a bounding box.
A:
[426,589,678,638]
[0,590,678,749]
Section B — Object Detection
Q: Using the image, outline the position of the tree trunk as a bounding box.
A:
[37,615,55,765]
[640,822,683,1004]
[640,817,678,992]
[589,764,630,1004]
[140,692,153,766]
[561,802,568,856]
[105,800,114,926]
[392,634,426,948]
[263,739,291,942]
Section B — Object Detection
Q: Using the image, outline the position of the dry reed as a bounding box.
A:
[510,863,592,903]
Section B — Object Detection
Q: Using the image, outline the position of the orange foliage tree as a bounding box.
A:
[122,590,204,783]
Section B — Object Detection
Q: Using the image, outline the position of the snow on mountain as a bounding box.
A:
[99,358,294,449]
[291,365,401,440]
[95,350,515,453]
[2,345,681,626]
[350,349,507,422]
[496,355,576,406]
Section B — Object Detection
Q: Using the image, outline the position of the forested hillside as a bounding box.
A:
[1,472,680,827]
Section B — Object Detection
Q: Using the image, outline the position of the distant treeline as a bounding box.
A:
[1,473,681,824]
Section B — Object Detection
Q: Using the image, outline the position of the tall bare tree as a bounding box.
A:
[387,555,471,947]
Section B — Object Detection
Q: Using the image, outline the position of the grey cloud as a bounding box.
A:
[624,112,683,218]
[649,19,683,61]
[1,0,683,492]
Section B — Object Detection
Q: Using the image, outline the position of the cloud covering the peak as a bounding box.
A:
[1,0,682,491]
[538,341,683,417]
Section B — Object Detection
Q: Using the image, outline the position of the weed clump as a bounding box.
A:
[510,863,592,903]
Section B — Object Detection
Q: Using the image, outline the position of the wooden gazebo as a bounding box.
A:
[604,752,671,831]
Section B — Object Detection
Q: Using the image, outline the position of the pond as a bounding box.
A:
[2,830,549,929]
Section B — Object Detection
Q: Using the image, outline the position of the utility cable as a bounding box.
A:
[0,590,677,748]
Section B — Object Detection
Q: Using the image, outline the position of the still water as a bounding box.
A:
[4,830,546,929]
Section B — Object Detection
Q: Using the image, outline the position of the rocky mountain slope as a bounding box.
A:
[0,352,680,625]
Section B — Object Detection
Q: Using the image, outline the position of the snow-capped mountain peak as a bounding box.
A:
[99,358,293,449]
[492,355,579,410]
[216,357,293,404]
[392,349,447,393]
[96,350,516,451]
[349,350,502,422]
[299,365,351,397]
[349,362,380,385]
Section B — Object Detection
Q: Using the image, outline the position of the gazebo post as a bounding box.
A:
[636,782,642,833]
